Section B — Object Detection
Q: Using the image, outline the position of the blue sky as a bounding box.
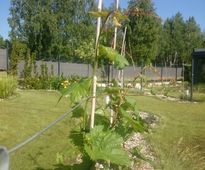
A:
[1,0,205,39]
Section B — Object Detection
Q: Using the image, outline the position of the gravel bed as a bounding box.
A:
[123,112,160,170]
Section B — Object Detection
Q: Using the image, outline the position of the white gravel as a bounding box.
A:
[123,111,159,170]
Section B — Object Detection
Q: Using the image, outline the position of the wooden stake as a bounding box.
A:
[110,0,119,125]
[119,27,127,88]
[90,0,102,129]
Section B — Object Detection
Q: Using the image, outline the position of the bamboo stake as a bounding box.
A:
[119,27,127,88]
[110,0,119,125]
[113,0,119,50]
[90,0,102,129]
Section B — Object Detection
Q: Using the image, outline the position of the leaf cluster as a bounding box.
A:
[60,78,92,104]
[84,125,131,167]
[99,45,129,69]
[104,85,147,134]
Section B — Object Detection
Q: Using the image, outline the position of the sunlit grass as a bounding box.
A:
[0,74,17,99]
[135,95,205,169]
[0,90,91,170]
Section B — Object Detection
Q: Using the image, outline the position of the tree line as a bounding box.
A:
[1,0,205,74]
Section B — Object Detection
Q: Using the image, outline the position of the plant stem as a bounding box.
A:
[83,98,89,131]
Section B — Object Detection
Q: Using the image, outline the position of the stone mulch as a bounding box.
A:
[124,112,160,170]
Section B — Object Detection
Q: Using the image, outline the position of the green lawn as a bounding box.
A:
[0,90,91,170]
[135,96,205,169]
[1,90,205,169]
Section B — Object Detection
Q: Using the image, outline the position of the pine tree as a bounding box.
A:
[127,0,161,64]
[159,14,203,65]
[184,17,203,62]
[0,35,6,48]
[171,13,186,65]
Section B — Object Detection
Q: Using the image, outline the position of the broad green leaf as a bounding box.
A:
[99,45,129,70]
[72,106,86,118]
[104,87,120,95]
[119,107,146,132]
[59,78,92,104]
[84,126,131,167]
[95,108,104,115]
[124,96,138,111]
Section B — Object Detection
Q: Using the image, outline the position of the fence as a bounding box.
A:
[17,60,183,81]
[0,49,7,71]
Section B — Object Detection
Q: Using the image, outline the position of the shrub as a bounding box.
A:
[19,75,82,90]
[19,77,53,90]
[194,83,205,93]
[0,75,17,99]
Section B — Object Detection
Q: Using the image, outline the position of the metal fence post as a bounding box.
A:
[58,55,60,77]
[191,57,194,101]
[6,43,9,72]
[160,64,163,82]
[108,64,111,86]
[87,64,90,77]
[140,63,143,91]
[175,64,178,82]
[0,146,9,170]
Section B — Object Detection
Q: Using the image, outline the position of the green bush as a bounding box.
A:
[19,75,82,90]
[0,75,17,99]
[19,77,55,90]
[194,83,205,93]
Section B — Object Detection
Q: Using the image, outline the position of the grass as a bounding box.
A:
[148,83,205,102]
[0,90,92,170]
[135,95,205,169]
[1,90,205,169]
[0,74,17,99]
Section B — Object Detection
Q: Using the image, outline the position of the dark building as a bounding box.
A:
[192,48,205,84]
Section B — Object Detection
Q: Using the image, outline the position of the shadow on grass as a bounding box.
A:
[53,159,94,170]
[68,130,84,151]
[35,156,94,170]
[35,130,94,170]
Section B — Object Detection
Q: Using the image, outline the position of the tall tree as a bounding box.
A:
[171,12,186,65]
[157,19,172,64]
[158,15,185,66]
[159,14,203,65]
[203,32,205,47]
[127,0,161,64]
[0,35,6,48]
[8,0,95,61]
[158,13,185,65]
[184,17,203,63]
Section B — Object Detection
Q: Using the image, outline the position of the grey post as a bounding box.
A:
[0,146,9,170]
[6,42,9,72]
[191,57,194,101]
